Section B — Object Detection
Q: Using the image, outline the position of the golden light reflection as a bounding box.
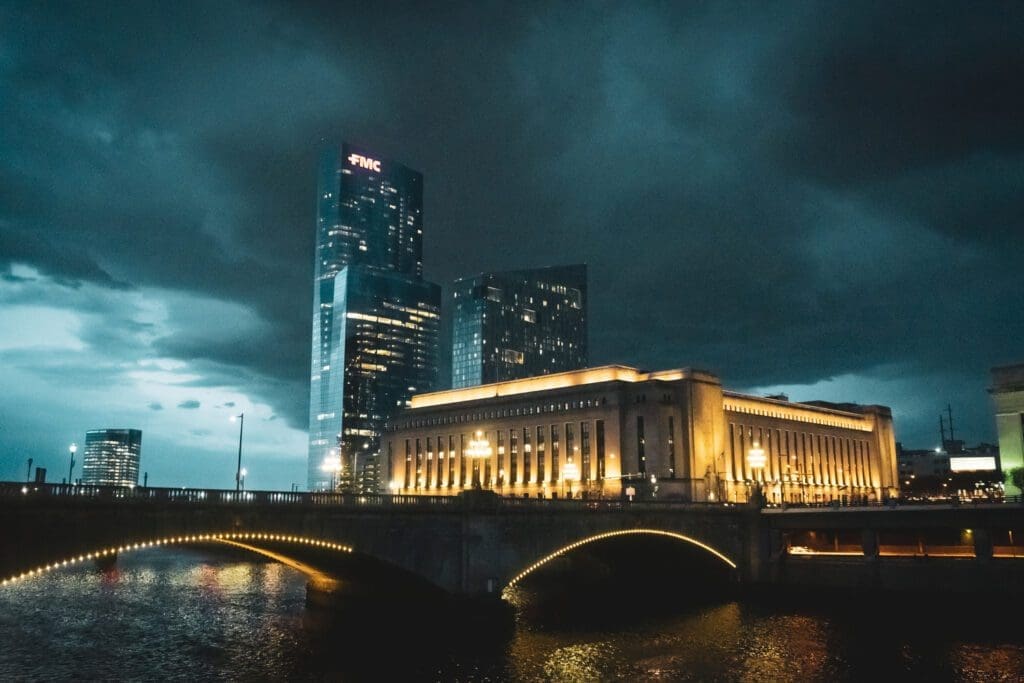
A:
[0,532,355,588]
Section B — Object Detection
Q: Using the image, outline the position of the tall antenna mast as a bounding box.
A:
[939,415,947,444]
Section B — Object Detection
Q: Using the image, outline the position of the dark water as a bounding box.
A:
[1,547,1023,681]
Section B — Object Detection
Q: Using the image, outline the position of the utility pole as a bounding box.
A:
[947,404,955,443]
[26,458,33,482]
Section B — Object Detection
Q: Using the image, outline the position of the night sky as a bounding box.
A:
[1,2,1022,490]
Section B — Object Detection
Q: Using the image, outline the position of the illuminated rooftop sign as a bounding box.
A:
[949,456,997,472]
[347,153,381,172]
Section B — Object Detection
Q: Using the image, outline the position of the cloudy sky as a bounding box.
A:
[1,1,1021,489]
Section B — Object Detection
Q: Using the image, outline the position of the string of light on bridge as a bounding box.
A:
[504,529,737,590]
[0,532,354,588]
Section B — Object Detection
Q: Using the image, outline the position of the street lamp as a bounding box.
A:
[562,461,580,499]
[240,468,248,491]
[68,443,77,486]
[465,431,493,489]
[747,441,765,505]
[230,413,244,492]
[321,450,341,491]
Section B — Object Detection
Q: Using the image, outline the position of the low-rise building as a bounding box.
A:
[382,365,898,504]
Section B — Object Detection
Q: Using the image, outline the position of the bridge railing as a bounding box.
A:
[762,495,1021,512]
[0,482,460,508]
[2,482,1019,510]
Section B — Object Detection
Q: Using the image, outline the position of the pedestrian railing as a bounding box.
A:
[1,482,1017,510]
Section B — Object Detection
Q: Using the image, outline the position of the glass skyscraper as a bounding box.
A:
[308,143,441,491]
[451,265,588,388]
[81,429,141,487]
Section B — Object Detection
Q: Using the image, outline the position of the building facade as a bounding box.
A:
[382,365,898,504]
[81,429,141,487]
[992,363,1024,495]
[308,143,441,491]
[451,265,587,389]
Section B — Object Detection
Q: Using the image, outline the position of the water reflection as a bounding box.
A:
[1,547,1023,681]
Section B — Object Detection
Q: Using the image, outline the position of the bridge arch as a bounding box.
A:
[0,532,354,588]
[504,528,738,591]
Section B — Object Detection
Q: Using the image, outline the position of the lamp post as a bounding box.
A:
[562,461,580,499]
[465,431,493,490]
[230,413,244,492]
[321,450,341,492]
[68,443,77,486]
[747,441,766,506]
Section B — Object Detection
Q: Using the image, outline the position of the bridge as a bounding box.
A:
[2,483,1023,601]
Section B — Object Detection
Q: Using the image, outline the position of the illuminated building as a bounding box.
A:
[992,363,1024,495]
[382,365,898,503]
[451,265,587,388]
[308,143,441,491]
[80,429,141,487]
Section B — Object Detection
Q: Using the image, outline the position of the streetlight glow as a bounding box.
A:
[746,441,766,470]
[465,434,493,489]
[68,442,77,485]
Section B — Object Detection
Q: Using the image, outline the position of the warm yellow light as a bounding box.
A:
[505,529,737,589]
[747,443,766,470]
[466,436,493,459]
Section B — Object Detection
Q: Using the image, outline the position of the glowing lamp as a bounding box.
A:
[747,442,766,470]
[562,461,580,481]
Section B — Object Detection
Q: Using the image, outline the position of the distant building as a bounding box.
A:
[383,365,898,504]
[81,429,141,487]
[451,265,587,389]
[897,441,1001,499]
[992,363,1024,495]
[307,143,441,492]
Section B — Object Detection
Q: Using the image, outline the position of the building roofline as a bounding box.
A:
[410,365,717,409]
[722,391,883,419]
[451,263,587,285]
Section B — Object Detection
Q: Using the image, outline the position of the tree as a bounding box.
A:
[1006,467,1024,497]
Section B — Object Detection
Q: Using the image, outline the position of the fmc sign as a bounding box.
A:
[347,153,381,172]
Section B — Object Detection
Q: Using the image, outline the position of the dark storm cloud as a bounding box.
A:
[177,400,201,410]
[148,402,163,411]
[1,0,1021,449]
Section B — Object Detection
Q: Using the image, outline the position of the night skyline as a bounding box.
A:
[2,2,1022,490]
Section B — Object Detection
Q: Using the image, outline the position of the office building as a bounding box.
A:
[451,265,587,388]
[308,143,441,491]
[81,429,141,487]
[382,365,898,504]
[992,363,1024,495]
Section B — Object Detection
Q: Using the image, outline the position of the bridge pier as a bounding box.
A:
[973,529,993,562]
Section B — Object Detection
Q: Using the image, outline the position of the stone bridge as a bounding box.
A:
[3,483,1023,599]
[0,483,757,597]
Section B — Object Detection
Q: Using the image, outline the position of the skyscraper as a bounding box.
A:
[308,143,441,491]
[451,265,588,388]
[81,429,141,487]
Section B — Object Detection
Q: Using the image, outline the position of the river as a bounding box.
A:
[1,547,1022,681]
